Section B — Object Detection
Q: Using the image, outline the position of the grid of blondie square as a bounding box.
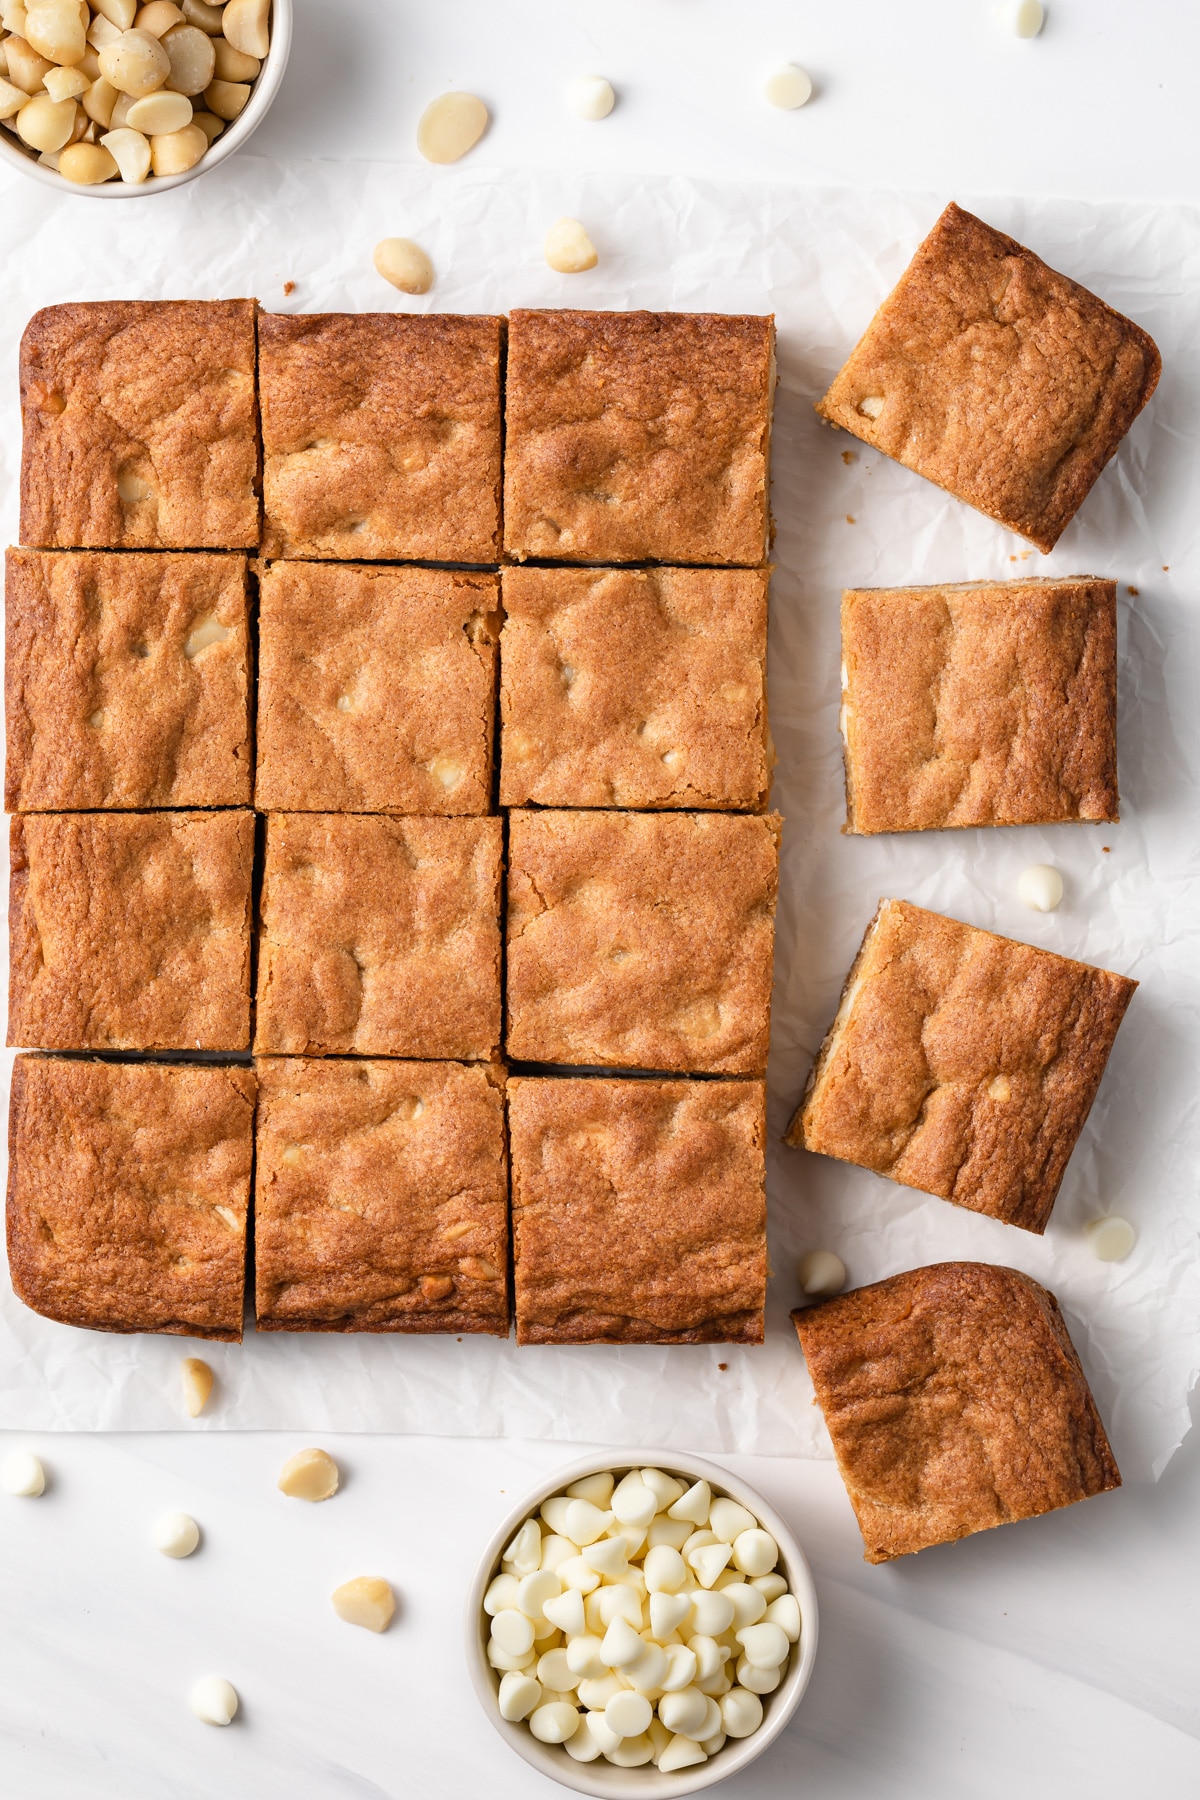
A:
[6,299,777,1346]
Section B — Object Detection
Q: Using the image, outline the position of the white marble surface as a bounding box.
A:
[2,1,1199,1792]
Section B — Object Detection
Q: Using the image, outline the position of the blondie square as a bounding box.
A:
[499,566,771,810]
[5,548,251,812]
[792,1262,1121,1562]
[258,312,504,562]
[7,1055,255,1340]
[256,562,499,815]
[786,899,1137,1233]
[817,204,1161,552]
[19,300,259,550]
[503,310,774,565]
[254,813,503,1059]
[8,811,254,1052]
[506,810,779,1074]
[254,1057,508,1335]
[510,1076,766,1345]
[841,578,1118,833]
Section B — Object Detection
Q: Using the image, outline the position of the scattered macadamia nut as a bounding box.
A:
[544,216,598,274]
[565,74,614,120]
[1018,864,1064,912]
[765,64,813,109]
[152,1510,201,1558]
[1,1450,46,1497]
[797,1249,846,1298]
[373,236,434,295]
[189,1675,238,1726]
[331,1576,396,1633]
[180,1357,214,1418]
[1085,1215,1136,1262]
[417,89,488,163]
[998,0,1045,36]
[278,1446,340,1502]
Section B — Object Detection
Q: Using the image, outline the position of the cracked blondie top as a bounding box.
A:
[20,301,259,551]
[259,312,504,562]
[256,562,499,815]
[503,310,774,565]
[254,813,503,1059]
[6,548,252,812]
[841,577,1118,833]
[254,1057,509,1336]
[7,1055,254,1340]
[499,566,771,810]
[510,1075,766,1345]
[793,1262,1121,1562]
[506,809,780,1074]
[786,899,1137,1232]
[817,204,1160,552]
[9,811,254,1053]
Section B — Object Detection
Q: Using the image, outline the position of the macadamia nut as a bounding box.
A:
[331,1576,396,1633]
[277,1446,339,1502]
[180,1356,213,1417]
[373,236,434,295]
[544,217,598,274]
[417,89,488,163]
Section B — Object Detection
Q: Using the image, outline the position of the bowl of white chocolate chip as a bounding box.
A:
[467,1452,818,1795]
[0,0,290,194]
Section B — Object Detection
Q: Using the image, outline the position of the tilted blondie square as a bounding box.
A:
[19,300,259,550]
[503,310,774,565]
[254,1057,508,1335]
[259,312,504,562]
[792,1262,1121,1562]
[9,811,254,1053]
[7,1055,255,1340]
[499,566,771,810]
[786,900,1136,1233]
[840,577,1118,833]
[510,1076,766,1345]
[506,810,780,1074]
[6,548,252,812]
[254,813,503,1059]
[256,562,499,815]
[817,204,1161,552]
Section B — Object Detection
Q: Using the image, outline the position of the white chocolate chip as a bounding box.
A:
[152,1510,200,1557]
[373,236,434,296]
[566,1471,614,1507]
[331,1576,395,1633]
[565,73,614,120]
[798,1248,846,1298]
[189,1675,238,1725]
[659,1732,708,1772]
[611,1475,658,1528]
[184,615,232,658]
[562,1498,611,1546]
[736,1620,790,1669]
[689,1587,735,1636]
[544,217,597,274]
[1,1450,45,1496]
[416,89,488,163]
[708,1497,757,1544]
[639,1468,684,1509]
[504,1516,543,1573]
[764,64,813,109]
[528,1701,581,1744]
[483,1572,520,1616]
[498,1670,542,1722]
[649,1591,692,1639]
[659,1686,708,1738]
[605,1689,652,1740]
[1085,1215,1136,1262]
[277,1446,339,1502]
[997,0,1045,36]
[180,1356,213,1417]
[736,1653,783,1694]
[752,1571,788,1602]
[720,1686,763,1737]
[1018,864,1064,911]
[764,1592,801,1640]
[492,1608,537,1657]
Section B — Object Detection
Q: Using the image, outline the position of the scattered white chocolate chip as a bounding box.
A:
[565,74,614,120]
[544,217,597,274]
[416,89,488,164]
[997,0,1045,37]
[189,1674,238,1726]
[1085,1215,1136,1263]
[331,1576,395,1633]
[277,1446,339,1502]
[764,64,813,109]
[798,1248,846,1298]
[180,1356,213,1417]
[1,1450,46,1497]
[152,1510,200,1558]
[1018,863,1064,911]
[373,236,434,296]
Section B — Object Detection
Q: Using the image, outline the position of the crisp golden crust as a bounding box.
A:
[841,578,1118,833]
[255,562,499,815]
[7,1055,254,1340]
[786,900,1137,1233]
[503,310,774,565]
[510,1076,766,1345]
[817,204,1161,552]
[506,810,779,1074]
[258,312,504,562]
[254,1058,509,1335]
[498,566,771,810]
[792,1262,1121,1562]
[5,548,251,812]
[19,301,259,550]
[9,811,254,1052]
[254,813,503,1059]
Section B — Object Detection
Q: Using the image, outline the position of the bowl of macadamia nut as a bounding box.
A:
[466,1451,819,1796]
[0,0,290,195]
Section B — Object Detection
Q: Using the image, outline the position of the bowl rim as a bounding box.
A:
[0,0,292,199]
[463,1449,819,1799]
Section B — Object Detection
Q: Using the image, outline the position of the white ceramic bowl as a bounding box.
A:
[465,1451,818,1798]
[0,0,291,198]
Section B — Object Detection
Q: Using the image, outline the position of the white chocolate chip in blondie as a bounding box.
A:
[857,395,885,419]
[184,615,232,658]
